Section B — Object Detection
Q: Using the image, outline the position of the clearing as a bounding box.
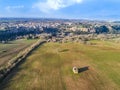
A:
[0,40,120,90]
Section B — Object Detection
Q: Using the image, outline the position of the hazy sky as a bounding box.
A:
[0,0,120,20]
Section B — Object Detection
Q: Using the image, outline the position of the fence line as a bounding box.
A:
[0,39,46,82]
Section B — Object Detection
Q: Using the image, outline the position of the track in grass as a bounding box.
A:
[0,41,120,90]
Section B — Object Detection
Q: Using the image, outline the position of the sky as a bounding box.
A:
[0,0,120,20]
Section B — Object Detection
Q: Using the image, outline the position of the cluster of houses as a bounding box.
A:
[0,19,120,43]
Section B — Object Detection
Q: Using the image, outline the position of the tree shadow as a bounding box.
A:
[78,66,89,73]
[59,49,69,52]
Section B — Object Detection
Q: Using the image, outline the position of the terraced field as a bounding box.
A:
[0,39,37,67]
[0,40,120,90]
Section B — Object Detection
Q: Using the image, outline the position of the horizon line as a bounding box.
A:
[0,17,119,22]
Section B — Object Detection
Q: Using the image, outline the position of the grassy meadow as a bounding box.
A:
[0,39,37,66]
[0,40,120,90]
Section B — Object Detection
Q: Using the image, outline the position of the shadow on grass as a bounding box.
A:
[59,49,69,52]
[78,66,89,73]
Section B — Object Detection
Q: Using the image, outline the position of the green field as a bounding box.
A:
[0,39,37,67]
[0,40,120,90]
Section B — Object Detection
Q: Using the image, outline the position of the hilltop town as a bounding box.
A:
[0,18,120,43]
[0,18,120,90]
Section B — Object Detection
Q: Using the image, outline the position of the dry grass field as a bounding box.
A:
[0,39,37,67]
[0,40,120,90]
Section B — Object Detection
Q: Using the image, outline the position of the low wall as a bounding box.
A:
[0,39,46,82]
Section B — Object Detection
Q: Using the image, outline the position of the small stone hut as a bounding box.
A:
[73,67,78,74]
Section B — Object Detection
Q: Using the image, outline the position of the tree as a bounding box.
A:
[95,25,109,34]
